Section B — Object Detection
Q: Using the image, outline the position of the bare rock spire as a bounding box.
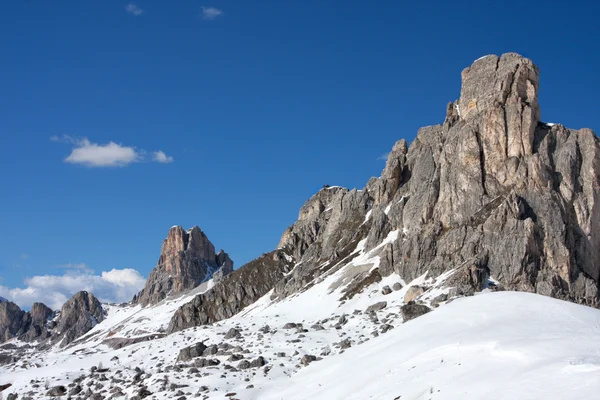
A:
[134,226,233,306]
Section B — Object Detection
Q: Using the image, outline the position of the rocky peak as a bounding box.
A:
[55,291,104,347]
[271,53,600,307]
[0,300,26,342]
[134,225,234,306]
[0,300,55,344]
[29,302,54,325]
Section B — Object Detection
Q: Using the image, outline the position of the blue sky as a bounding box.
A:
[1,0,599,309]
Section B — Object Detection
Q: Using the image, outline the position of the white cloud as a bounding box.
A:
[377,152,390,161]
[0,268,146,310]
[153,150,174,164]
[62,263,94,273]
[65,138,140,167]
[202,6,223,20]
[54,136,173,167]
[125,3,144,16]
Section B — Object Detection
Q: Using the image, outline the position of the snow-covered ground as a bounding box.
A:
[2,255,599,399]
[254,291,600,400]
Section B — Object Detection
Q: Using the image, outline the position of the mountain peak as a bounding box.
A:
[133,225,234,306]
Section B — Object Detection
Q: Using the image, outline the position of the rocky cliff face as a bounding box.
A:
[134,226,234,306]
[167,53,598,332]
[55,291,104,347]
[168,249,294,333]
[279,53,599,306]
[0,300,55,343]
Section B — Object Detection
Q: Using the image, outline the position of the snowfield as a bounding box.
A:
[254,292,600,400]
[1,272,599,399]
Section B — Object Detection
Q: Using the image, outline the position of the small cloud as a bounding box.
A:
[64,137,140,167]
[377,152,390,161]
[21,253,29,259]
[202,6,223,20]
[53,136,173,168]
[61,263,94,273]
[153,151,174,164]
[125,3,144,16]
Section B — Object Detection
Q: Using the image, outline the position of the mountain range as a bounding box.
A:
[1,53,599,400]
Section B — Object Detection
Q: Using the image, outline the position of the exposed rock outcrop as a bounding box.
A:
[134,226,233,306]
[167,249,293,333]
[277,53,600,307]
[55,291,104,347]
[0,300,55,343]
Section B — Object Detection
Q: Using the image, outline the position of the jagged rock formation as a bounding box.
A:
[0,300,55,343]
[168,249,294,333]
[278,52,599,306]
[134,226,234,306]
[54,291,104,347]
[167,53,598,332]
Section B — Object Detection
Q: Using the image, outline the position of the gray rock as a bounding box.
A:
[403,286,426,303]
[177,342,208,362]
[392,282,403,291]
[224,328,241,339]
[46,385,67,396]
[202,344,218,356]
[401,302,431,322]
[366,301,387,313]
[381,285,392,295]
[300,354,317,366]
[133,226,233,306]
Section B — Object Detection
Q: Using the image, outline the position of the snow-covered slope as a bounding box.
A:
[2,257,599,400]
[255,292,600,400]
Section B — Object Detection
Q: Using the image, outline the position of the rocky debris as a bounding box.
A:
[238,356,267,369]
[310,324,324,331]
[366,301,387,313]
[69,385,83,395]
[282,322,297,329]
[392,282,403,291]
[401,302,431,322]
[177,342,208,362]
[134,226,234,307]
[224,328,242,339]
[168,249,293,333]
[381,285,392,295]
[193,358,220,368]
[55,291,104,347]
[46,385,67,396]
[340,268,383,301]
[202,344,218,356]
[404,286,426,303]
[300,354,317,366]
[103,333,166,349]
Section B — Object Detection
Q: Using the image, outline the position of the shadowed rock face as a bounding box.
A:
[55,291,104,347]
[133,226,234,306]
[167,249,294,333]
[0,300,55,343]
